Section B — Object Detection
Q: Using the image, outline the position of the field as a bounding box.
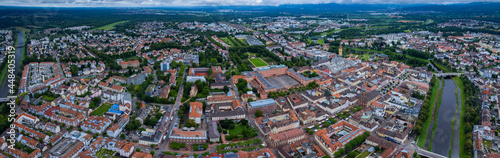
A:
[93,20,129,31]
[249,58,268,67]
[90,103,112,116]
[417,78,441,148]
[95,148,116,158]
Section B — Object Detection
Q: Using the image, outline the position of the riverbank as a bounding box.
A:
[417,77,441,148]
[455,77,466,158]
[429,78,445,150]
[449,77,462,158]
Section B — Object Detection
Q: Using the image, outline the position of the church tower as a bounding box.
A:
[339,45,343,56]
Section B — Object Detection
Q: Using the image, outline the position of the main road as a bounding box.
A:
[0,30,24,99]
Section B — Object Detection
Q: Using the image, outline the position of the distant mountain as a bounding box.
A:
[397,2,500,14]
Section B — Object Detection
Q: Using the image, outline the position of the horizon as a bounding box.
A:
[0,0,498,8]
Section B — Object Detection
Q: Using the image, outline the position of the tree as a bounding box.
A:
[120,134,126,139]
[151,144,155,148]
[254,110,263,118]
[185,119,197,128]
[150,151,155,155]
[220,119,235,129]
[247,98,254,102]
[193,144,199,151]
[239,119,249,126]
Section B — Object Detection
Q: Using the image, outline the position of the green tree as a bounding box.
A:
[255,110,263,118]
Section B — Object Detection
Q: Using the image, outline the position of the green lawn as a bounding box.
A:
[220,37,234,46]
[319,28,345,37]
[417,78,441,148]
[0,65,8,88]
[238,39,248,46]
[349,47,430,64]
[357,53,371,61]
[42,95,56,102]
[432,61,451,72]
[306,38,313,44]
[358,151,371,158]
[249,58,268,67]
[245,52,257,57]
[317,39,324,44]
[229,124,246,136]
[90,103,112,116]
[429,78,445,150]
[93,20,129,31]
[456,77,466,158]
[95,148,116,158]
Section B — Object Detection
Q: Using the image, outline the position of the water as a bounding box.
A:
[0,30,24,98]
[431,79,460,156]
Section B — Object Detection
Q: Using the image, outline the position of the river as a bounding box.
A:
[431,78,461,157]
[0,30,24,98]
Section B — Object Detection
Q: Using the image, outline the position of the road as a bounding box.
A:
[0,30,24,99]
[157,67,187,155]
[401,139,447,158]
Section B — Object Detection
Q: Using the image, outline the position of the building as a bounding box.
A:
[210,100,246,121]
[145,85,156,96]
[186,76,206,83]
[106,114,130,138]
[119,60,140,69]
[375,119,410,144]
[131,151,153,158]
[48,131,91,158]
[189,68,209,76]
[255,110,300,135]
[189,102,203,124]
[286,94,308,110]
[160,61,170,71]
[211,66,223,74]
[267,128,306,147]
[208,121,220,142]
[248,99,279,114]
[169,130,207,144]
[127,73,146,85]
[314,120,366,157]
[81,116,112,134]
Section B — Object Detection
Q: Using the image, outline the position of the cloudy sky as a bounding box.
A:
[0,0,497,7]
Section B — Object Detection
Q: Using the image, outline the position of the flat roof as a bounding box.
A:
[249,99,276,108]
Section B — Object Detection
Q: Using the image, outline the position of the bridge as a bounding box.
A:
[0,98,9,102]
[415,146,447,158]
[434,73,464,77]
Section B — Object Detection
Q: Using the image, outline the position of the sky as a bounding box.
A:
[0,0,497,7]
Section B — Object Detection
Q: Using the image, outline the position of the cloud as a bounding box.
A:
[0,0,497,7]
